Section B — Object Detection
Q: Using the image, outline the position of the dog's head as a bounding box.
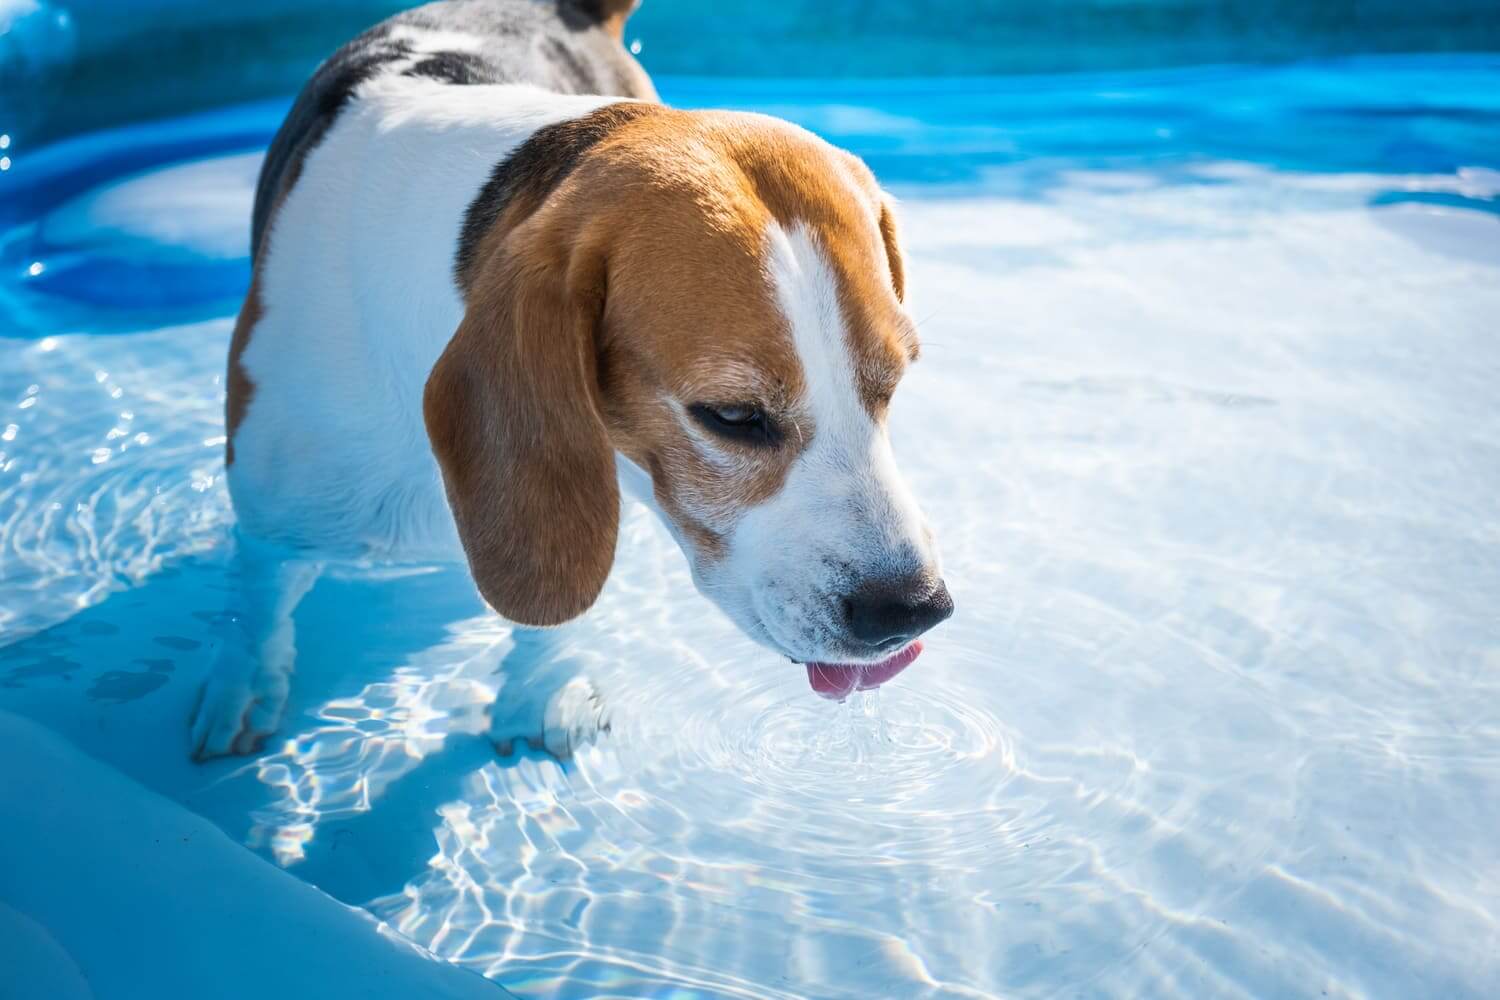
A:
[426,103,951,673]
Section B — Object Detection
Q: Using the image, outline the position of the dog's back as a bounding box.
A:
[252,0,653,260]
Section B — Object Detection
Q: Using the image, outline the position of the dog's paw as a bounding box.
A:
[490,676,611,761]
[542,676,612,759]
[188,640,292,761]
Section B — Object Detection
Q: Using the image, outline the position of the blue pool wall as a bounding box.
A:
[3,0,1500,149]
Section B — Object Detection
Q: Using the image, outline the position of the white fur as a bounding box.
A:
[693,222,938,664]
[229,80,624,558]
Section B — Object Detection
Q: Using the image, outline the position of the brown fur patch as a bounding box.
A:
[878,198,907,304]
[563,0,639,41]
[224,272,263,466]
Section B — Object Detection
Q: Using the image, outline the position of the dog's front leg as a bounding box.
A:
[488,627,610,760]
[190,539,322,760]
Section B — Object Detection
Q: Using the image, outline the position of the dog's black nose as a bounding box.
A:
[843,577,954,648]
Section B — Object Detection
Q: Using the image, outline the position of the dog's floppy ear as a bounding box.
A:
[877,195,906,303]
[424,231,618,627]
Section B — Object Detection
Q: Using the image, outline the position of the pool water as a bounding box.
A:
[3,57,1500,998]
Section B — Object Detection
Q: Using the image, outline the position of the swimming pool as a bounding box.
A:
[3,55,1500,998]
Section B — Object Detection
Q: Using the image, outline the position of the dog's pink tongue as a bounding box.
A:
[806,641,923,700]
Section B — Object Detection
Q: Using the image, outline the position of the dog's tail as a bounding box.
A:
[563,0,642,42]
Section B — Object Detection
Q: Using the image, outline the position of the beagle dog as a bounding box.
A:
[194,0,952,759]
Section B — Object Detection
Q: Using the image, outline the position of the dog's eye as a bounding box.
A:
[706,403,757,425]
[688,403,780,446]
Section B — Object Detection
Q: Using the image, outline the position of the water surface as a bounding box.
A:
[3,58,1499,998]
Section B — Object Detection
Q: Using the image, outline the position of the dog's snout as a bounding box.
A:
[842,577,954,648]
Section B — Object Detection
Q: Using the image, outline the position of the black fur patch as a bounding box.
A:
[558,0,638,32]
[455,101,656,289]
[404,51,495,86]
[251,28,414,257]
